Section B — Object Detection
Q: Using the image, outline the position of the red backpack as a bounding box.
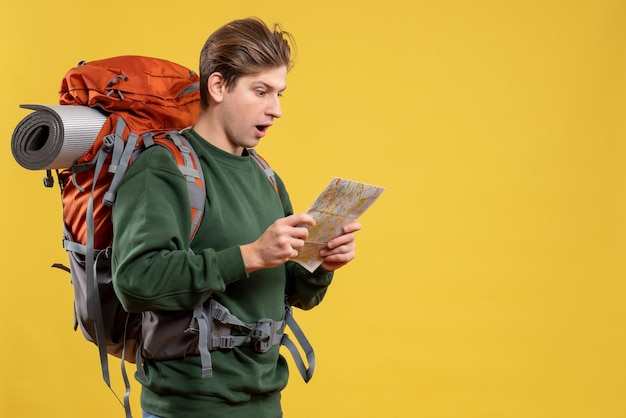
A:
[13,55,314,417]
[57,56,205,415]
[59,55,203,249]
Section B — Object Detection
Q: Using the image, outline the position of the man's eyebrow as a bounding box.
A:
[252,80,287,92]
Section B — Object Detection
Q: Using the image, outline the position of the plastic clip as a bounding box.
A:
[252,320,273,353]
[102,135,116,152]
[217,336,236,349]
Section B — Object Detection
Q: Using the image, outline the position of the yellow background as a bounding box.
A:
[2,0,625,417]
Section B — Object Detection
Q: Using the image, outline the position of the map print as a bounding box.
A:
[293,177,385,272]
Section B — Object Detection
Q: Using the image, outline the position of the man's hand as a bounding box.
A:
[241,213,315,274]
[319,221,362,271]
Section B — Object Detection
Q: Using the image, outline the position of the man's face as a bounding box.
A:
[218,65,287,154]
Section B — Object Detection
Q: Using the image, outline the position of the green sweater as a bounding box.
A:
[111,128,333,418]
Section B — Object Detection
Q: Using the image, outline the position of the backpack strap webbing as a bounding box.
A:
[188,299,315,382]
[84,132,132,417]
[171,131,206,241]
[153,131,206,242]
[248,148,279,195]
[281,304,316,382]
[103,117,137,206]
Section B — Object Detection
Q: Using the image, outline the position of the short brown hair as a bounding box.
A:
[199,17,295,109]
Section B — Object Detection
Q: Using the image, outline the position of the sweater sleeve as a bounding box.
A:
[285,263,334,310]
[111,146,247,313]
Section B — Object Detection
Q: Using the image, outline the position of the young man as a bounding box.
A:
[111,17,361,418]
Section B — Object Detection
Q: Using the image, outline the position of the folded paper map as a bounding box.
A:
[293,178,385,272]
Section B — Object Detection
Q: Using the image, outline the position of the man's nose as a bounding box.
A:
[267,95,282,118]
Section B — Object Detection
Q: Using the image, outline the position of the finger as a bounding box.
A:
[326,232,355,250]
[283,213,315,227]
[321,250,355,267]
[321,240,355,256]
[290,226,310,240]
[289,237,306,250]
[342,221,362,234]
[280,245,299,263]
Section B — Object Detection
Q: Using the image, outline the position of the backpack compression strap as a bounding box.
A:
[188,299,315,382]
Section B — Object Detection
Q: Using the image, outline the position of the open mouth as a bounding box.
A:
[256,125,271,136]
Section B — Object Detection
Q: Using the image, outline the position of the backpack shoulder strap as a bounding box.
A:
[151,131,206,242]
[248,148,279,196]
[148,138,277,245]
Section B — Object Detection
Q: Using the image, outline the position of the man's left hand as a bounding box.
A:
[319,222,362,271]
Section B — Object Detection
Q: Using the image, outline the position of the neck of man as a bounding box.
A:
[193,109,244,156]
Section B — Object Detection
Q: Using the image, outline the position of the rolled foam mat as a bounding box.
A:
[11,104,108,170]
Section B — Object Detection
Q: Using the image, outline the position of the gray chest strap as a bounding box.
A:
[188,299,315,382]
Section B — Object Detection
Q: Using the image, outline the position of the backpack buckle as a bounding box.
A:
[184,318,199,335]
[102,134,115,152]
[216,336,236,350]
[251,319,273,353]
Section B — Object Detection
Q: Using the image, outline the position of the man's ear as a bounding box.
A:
[207,72,226,103]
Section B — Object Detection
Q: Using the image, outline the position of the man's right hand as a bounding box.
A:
[240,213,315,274]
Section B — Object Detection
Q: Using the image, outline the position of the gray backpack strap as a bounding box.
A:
[208,300,283,351]
[142,130,210,377]
[104,118,139,206]
[199,299,315,382]
[120,314,140,417]
[68,117,142,418]
[248,148,278,195]
[86,145,112,386]
[281,305,316,382]
[81,143,135,417]
[191,305,213,378]
[247,149,316,381]
[167,131,206,240]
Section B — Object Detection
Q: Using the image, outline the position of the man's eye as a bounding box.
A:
[256,90,266,96]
